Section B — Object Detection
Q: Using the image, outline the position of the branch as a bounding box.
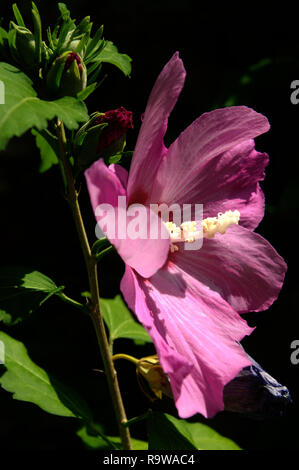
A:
[56,120,132,450]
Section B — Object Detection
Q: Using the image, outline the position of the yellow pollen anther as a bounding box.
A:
[164,210,240,251]
[201,210,240,238]
[164,220,201,250]
[181,221,197,242]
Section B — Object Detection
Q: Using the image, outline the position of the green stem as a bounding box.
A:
[94,245,114,262]
[123,411,151,428]
[57,292,87,313]
[56,120,132,450]
[112,353,139,365]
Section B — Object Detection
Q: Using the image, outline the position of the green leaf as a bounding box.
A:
[0,331,92,418]
[32,128,59,172]
[0,266,63,325]
[100,295,152,344]
[77,425,148,450]
[147,412,241,450]
[0,62,88,151]
[97,41,132,76]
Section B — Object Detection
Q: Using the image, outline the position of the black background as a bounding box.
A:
[0,0,298,450]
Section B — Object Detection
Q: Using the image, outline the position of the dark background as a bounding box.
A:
[0,0,298,450]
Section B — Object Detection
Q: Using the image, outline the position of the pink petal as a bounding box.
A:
[85,159,170,278]
[190,139,268,230]
[172,224,287,314]
[110,206,170,278]
[127,52,186,204]
[121,263,253,418]
[85,159,127,208]
[149,107,270,211]
[109,163,128,190]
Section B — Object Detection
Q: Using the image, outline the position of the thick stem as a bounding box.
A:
[56,121,132,450]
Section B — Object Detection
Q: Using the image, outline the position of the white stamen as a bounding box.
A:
[164,210,240,251]
[201,210,240,238]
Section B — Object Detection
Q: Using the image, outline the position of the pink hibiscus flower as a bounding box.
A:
[85,52,287,418]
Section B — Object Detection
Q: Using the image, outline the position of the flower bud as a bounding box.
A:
[136,355,172,401]
[46,51,87,98]
[94,106,133,156]
[9,22,36,67]
[73,107,133,174]
[223,357,292,417]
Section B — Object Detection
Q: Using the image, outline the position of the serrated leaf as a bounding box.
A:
[100,295,152,344]
[97,41,132,76]
[0,62,88,150]
[77,425,148,450]
[0,332,92,418]
[0,266,63,325]
[32,128,59,172]
[147,412,241,450]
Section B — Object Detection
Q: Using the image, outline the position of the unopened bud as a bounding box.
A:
[9,22,36,67]
[136,355,172,401]
[46,51,87,98]
[223,356,292,417]
[95,106,133,157]
[73,107,133,173]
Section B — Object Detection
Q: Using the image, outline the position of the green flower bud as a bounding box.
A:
[9,22,36,67]
[46,51,87,98]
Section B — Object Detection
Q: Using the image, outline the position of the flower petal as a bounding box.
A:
[188,139,268,230]
[109,162,128,190]
[127,52,186,204]
[121,262,253,418]
[85,158,127,208]
[172,224,287,314]
[85,159,170,278]
[110,206,170,278]
[149,107,270,211]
